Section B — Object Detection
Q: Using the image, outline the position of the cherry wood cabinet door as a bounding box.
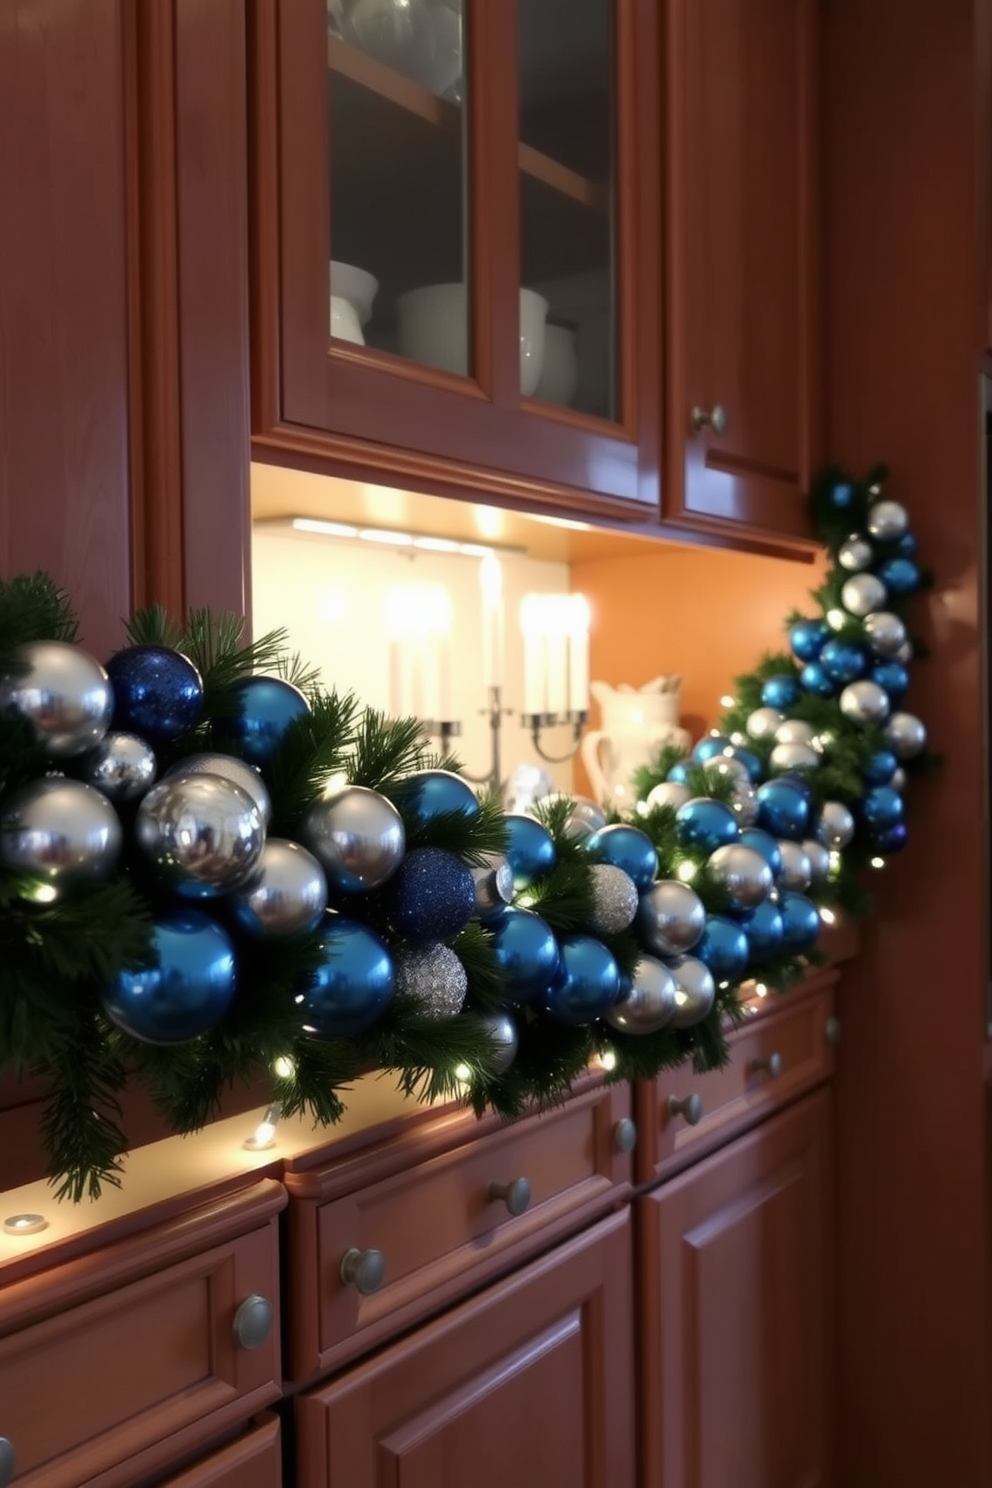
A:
[664,0,820,547]
[295,1209,635,1488]
[638,1091,833,1488]
[161,1417,282,1488]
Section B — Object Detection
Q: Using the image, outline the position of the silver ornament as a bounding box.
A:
[668,955,716,1028]
[229,838,328,939]
[394,943,468,1020]
[769,741,819,773]
[729,780,759,828]
[746,707,785,741]
[635,880,705,956]
[645,780,691,813]
[166,752,271,827]
[837,534,874,572]
[776,840,812,892]
[890,767,907,791]
[895,640,913,665]
[477,1011,518,1074]
[80,731,157,802]
[471,852,514,919]
[702,754,750,786]
[0,777,122,895]
[605,956,677,1034]
[0,640,113,758]
[136,773,264,896]
[774,718,816,746]
[863,611,907,658]
[801,838,831,883]
[841,572,888,618]
[708,843,772,908]
[839,680,890,726]
[866,499,909,541]
[506,762,552,814]
[300,784,405,892]
[588,863,639,934]
[562,796,608,840]
[883,711,927,760]
[816,800,855,850]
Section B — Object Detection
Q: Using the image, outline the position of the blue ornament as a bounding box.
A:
[778,892,820,951]
[873,822,908,853]
[761,673,801,711]
[384,847,475,942]
[490,907,559,1004]
[789,620,829,663]
[227,676,310,765]
[726,746,764,784]
[896,532,918,558]
[393,769,479,826]
[739,828,784,877]
[585,823,659,890]
[503,814,556,889]
[862,786,904,832]
[756,779,810,841]
[875,557,920,595]
[829,480,855,509]
[741,901,784,962]
[300,918,395,1036]
[694,915,749,981]
[103,909,235,1044]
[863,750,898,786]
[544,934,620,1026]
[676,797,738,854]
[693,735,732,763]
[819,640,866,685]
[106,645,203,745]
[870,661,909,703]
[799,662,835,698]
[667,760,690,784]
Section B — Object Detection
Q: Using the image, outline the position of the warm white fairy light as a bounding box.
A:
[454,1063,472,1082]
[870,855,886,869]
[272,1055,296,1080]
[720,695,735,708]
[676,860,697,882]
[819,907,836,925]
[754,983,768,998]
[244,1101,283,1151]
[827,608,847,629]
[597,1049,617,1072]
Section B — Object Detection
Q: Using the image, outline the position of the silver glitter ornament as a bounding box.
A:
[839,680,891,727]
[837,534,874,572]
[394,943,468,1020]
[136,773,264,896]
[229,838,328,939]
[866,499,909,541]
[776,840,812,892]
[883,711,927,760]
[166,752,271,827]
[668,955,716,1028]
[0,640,113,758]
[477,1011,519,1074]
[588,863,639,934]
[729,780,759,827]
[80,731,157,802]
[841,572,888,618]
[300,784,405,892]
[635,880,705,956]
[774,718,816,746]
[707,843,772,908]
[471,852,514,919]
[605,956,677,1035]
[863,611,908,658]
[816,800,855,850]
[645,780,691,813]
[769,741,820,774]
[801,839,831,883]
[702,754,750,786]
[746,707,785,741]
[0,777,122,895]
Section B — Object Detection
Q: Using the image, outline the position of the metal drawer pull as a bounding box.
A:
[486,1176,532,1216]
[232,1294,274,1351]
[613,1117,637,1154]
[750,1051,783,1080]
[667,1092,704,1126]
[825,1016,842,1044]
[691,403,727,435]
[340,1247,386,1296]
[0,1437,14,1488]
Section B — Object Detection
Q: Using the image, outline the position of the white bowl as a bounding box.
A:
[534,324,579,407]
[329,260,379,326]
[395,283,549,394]
[330,295,365,344]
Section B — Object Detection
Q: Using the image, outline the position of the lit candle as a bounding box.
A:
[436,586,454,723]
[520,594,546,717]
[545,596,568,719]
[479,553,504,689]
[388,638,404,717]
[568,594,590,714]
[383,590,407,716]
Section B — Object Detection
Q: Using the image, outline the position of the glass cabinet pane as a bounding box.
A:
[327,0,471,376]
[518,0,616,419]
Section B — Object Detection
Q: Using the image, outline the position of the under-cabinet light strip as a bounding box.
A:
[257,516,525,558]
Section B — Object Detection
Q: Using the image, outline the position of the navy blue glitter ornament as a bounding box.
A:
[756,779,810,840]
[393,769,479,827]
[490,906,560,1003]
[503,814,556,888]
[789,619,829,663]
[106,645,203,745]
[863,749,898,786]
[585,823,659,890]
[103,909,235,1044]
[544,934,620,1026]
[693,734,733,763]
[761,674,801,711]
[873,822,908,854]
[875,556,920,596]
[870,660,909,704]
[694,915,749,981]
[227,676,310,766]
[819,640,866,685]
[799,661,835,698]
[676,797,739,854]
[862,786,904,832]
[739,828,783,877]
[741,900,785,962]
[300,918,395,1037]
[384,846,475,942]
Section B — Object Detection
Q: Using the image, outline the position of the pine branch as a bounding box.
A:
[41,1016,129,1202]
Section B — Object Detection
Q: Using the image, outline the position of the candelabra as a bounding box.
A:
[521,710,589,764]
[424,691,588,793]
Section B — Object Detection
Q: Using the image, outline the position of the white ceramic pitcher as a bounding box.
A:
[580,678,692,809]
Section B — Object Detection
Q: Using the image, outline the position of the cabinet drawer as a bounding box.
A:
[161,1416,282,1488]
[285,1081,633,1378]
[0,1182,284,1488]
[635,974,836,1186]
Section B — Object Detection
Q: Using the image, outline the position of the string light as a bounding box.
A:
[720,695,735,708]
[827,608,847,630]
[819,907,836,925]
[597,1049,617,1072]
[454,1063,472,1082]
[676,860,698,882]
[271,1055,296,1080]
[870,856,886,870]
[243,1101,283,1151]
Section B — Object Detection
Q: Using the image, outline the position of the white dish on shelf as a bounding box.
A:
[395,282,549,394]
[329,260,379,328]
[534,324,579,407]
[330,295,365,344]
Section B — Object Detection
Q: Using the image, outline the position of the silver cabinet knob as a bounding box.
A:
[0,1438,13,1488]
[691,403,728,435]
[750,1051,783,1080]
[232,1294,274,1351]
[613,1117,637,1154]
[825,1016,842,1044]
[486,1176,531,1216]
[340,1247,386,1295]
[667,1092,704,1126]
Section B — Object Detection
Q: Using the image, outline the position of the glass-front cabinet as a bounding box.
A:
[251,0,661,517]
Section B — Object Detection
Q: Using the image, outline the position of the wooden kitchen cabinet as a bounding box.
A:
[159,1417,282,1488]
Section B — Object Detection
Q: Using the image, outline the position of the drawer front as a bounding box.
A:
[287,1082,633,1377]
[161,1417,282,1488]
[0,1216,281,1488]
[635,978,836,1185]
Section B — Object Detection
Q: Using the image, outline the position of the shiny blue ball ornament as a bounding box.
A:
[756,779,810,841]
[870,661,909,704]
[739,828,783,877]
[227,676,310,765]
[896,532,918,558]
[384,847,476,942]
[694,915,749,981]
[761,674,801,711]
[585,823,659,890]
[778,892,821,952]
[789,620,829,663]
[741,901,785,962]
[863,750,898,786]
[393,769,479,827]
[676,797,738,854]
[490,907,560,1004]
[726,747,763,784]
[819,640,866,685]
[862,787,904,832]
[875,557,920,596]
[873,822,908,854]
[503,814,556,889]
[544,934,620,1026]
[103,909,236,1044]
[799,662,835,698]
[300,918,395,1036]
[667,760,690,784]
[693,735,733,763]
[829,480,855,509]
[106,645,204,745]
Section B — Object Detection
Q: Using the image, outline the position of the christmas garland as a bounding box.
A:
[0,466,934,1201]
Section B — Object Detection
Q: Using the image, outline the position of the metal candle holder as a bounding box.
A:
[424,686,514,794]
[521,710,589,764]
